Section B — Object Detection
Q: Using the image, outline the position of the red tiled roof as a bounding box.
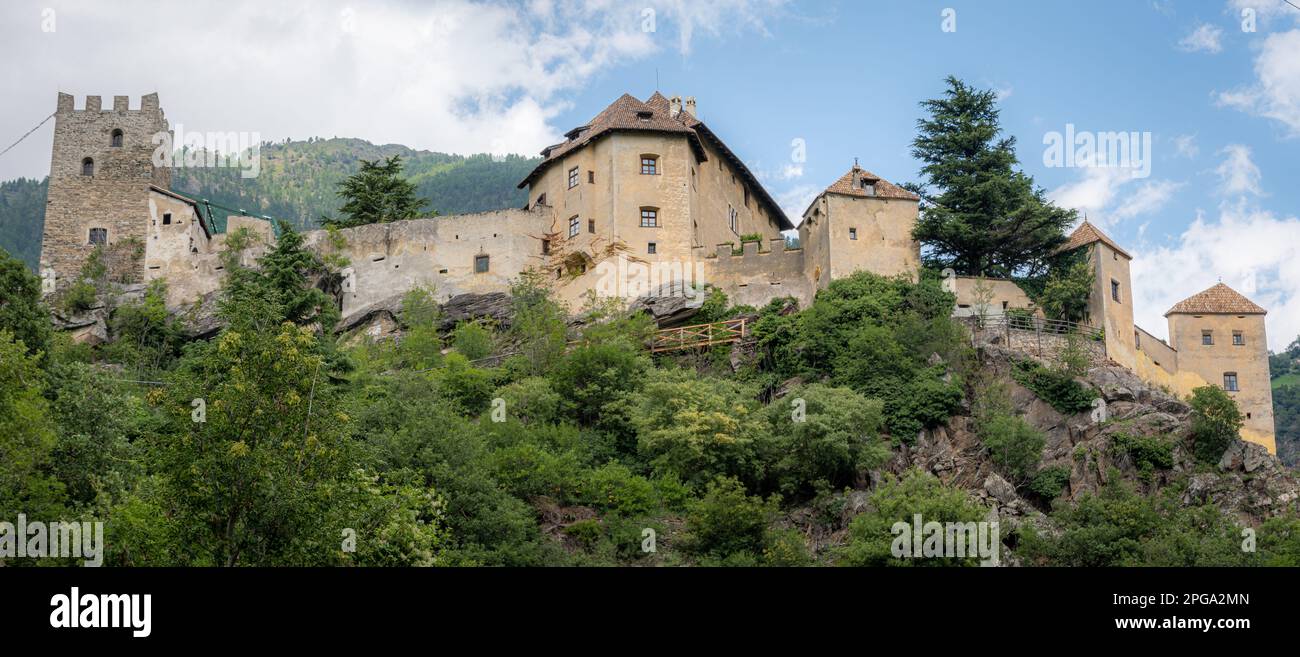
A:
[518,93,793,230]
[1165,283,1267,316]
[1057,221,1132,259]
[824,166,919,201]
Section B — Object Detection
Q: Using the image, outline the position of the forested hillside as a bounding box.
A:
[0,177,47,271]
[1,237,1297,567]
[0,139,538,268]
[171,138,538,230]
[1271,337,1300,466]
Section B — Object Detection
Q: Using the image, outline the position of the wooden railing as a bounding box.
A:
[650,318,748,353]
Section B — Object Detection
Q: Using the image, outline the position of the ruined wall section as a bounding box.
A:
[302,208,552,319]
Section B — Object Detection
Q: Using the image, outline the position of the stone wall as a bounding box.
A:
[301,208,551,319]
[703,239,813,308]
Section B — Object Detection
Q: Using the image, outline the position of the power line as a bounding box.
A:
[0,112,55,160]
[1285,0,1300,12]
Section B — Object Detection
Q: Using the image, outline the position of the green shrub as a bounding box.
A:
[62,280,98,314]
[436,353,496,415]
[452,321,494,361]
[837,469,988,567]
[495,377,562,425]
[486,442,582,502]
[1110,432,1174,476]
[1011,359,1097,414]
[767,384,889,497]
[581,462,658,517]
[631,369,773,488]
[682,476,779,561]
[1188,385,1243,464]
[980,413,1045,482]
[1028,465,1071,500]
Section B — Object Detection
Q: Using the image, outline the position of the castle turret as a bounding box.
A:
[1058,221,1136,369]
[798,163,920,288]
[40,92,171,293]
[1165,283,1275,452]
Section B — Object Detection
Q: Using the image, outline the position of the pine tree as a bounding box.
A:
[909,77,1076,278]
[329,155,434,228]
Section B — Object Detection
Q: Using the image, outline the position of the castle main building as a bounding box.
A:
[37,92,1274,452]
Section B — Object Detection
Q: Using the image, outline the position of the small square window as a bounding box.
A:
[89,228,107,245]
[1224,373,1239,392]
[849,227,857,240]
[474,255,490,273]
[647,242,657,255]
[641,156,658,175]
[1233,331,1245,346]
[1202,331,1214,346]
[640,209,658,227]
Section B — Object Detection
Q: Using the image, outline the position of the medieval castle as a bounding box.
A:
[37,91,1277,453]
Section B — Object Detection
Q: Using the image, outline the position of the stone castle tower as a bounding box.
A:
[40,93,171,292]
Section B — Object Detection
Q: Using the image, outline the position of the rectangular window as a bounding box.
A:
[1224,373,1239,392]
[728,206,738,234]
[1202,330,1214,346]
[541,239,551,255]
[849,227,857,240]
[587,170,594,184]
[89,228,107,245]
[588,219,595,234]
[1111,280,1121,303]
[647,242,657,255]
[162,213,172,226]
[743,187,750,207]
[640,209,658,227]
[568,167,578,189]
[474,255,489,273]
[569,216,580,237]
[641,156,657,175]
[1233,331,1245,346]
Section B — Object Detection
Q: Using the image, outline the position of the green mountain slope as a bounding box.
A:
[171,138,538,230]
[1271,337,1300,467]
[0,178,47,271]
[0,139,540,267]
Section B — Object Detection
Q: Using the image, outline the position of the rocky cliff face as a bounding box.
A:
[914,346,1293,520]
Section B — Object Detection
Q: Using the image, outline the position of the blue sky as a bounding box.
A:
[1,0,1298,346]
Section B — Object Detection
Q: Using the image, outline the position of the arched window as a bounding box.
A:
[110,129,124,147]
[81,158,94,176]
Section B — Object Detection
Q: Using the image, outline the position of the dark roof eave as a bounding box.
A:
[691,123,793,231]
[517,126,708,189]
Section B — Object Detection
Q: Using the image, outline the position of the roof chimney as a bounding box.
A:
[669,95,683,118]
[684,97,697,118]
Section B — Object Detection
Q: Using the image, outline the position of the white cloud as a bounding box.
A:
[1217,29,1300,136]
[776,183,821,227]
[1172,133,1199,158]
[1131,202,1300,350]
[1179,23,1224,53]
[1050,168,1182,228]
[0,0,787,180]
[1214,144,1263,196]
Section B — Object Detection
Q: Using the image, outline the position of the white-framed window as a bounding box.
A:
[640,208,658,227]
[1233,331,1245,346]
[569,216,580,237]
[640,155,658,175]
[728,205,738,234]
[568,167,579,189]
